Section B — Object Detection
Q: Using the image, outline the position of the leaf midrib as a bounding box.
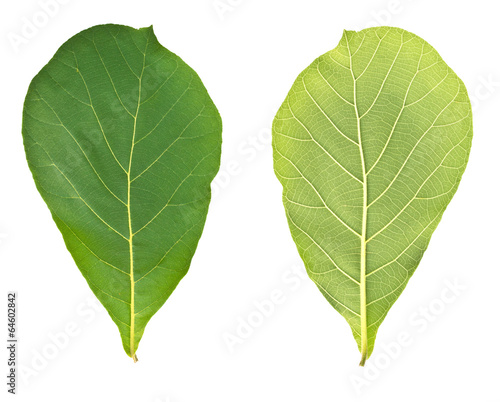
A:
[345,30,409,365]
[345,34,369,367]
[127,35,148,362]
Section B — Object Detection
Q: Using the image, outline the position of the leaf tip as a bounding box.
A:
[341,29,355,45]
[139,25,155,36]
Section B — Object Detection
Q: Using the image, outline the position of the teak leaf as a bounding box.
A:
[22,24,222,361]
[272,27,472,365]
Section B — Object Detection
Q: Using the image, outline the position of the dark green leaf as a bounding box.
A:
[22,24,222,361]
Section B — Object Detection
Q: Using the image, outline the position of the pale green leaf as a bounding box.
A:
[272,27,472,365]
[22,24,222,361]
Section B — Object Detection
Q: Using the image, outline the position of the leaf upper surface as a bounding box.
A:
[22,24,222,360]
[272,27,472,364]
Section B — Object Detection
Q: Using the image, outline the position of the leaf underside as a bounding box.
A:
[22,24,222,360]
[272,26,472,365]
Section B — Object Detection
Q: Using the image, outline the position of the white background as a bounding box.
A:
[1,0,499,401]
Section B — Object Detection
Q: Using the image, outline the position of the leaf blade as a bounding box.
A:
[22,24,222,360]
[272,27,472,364]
